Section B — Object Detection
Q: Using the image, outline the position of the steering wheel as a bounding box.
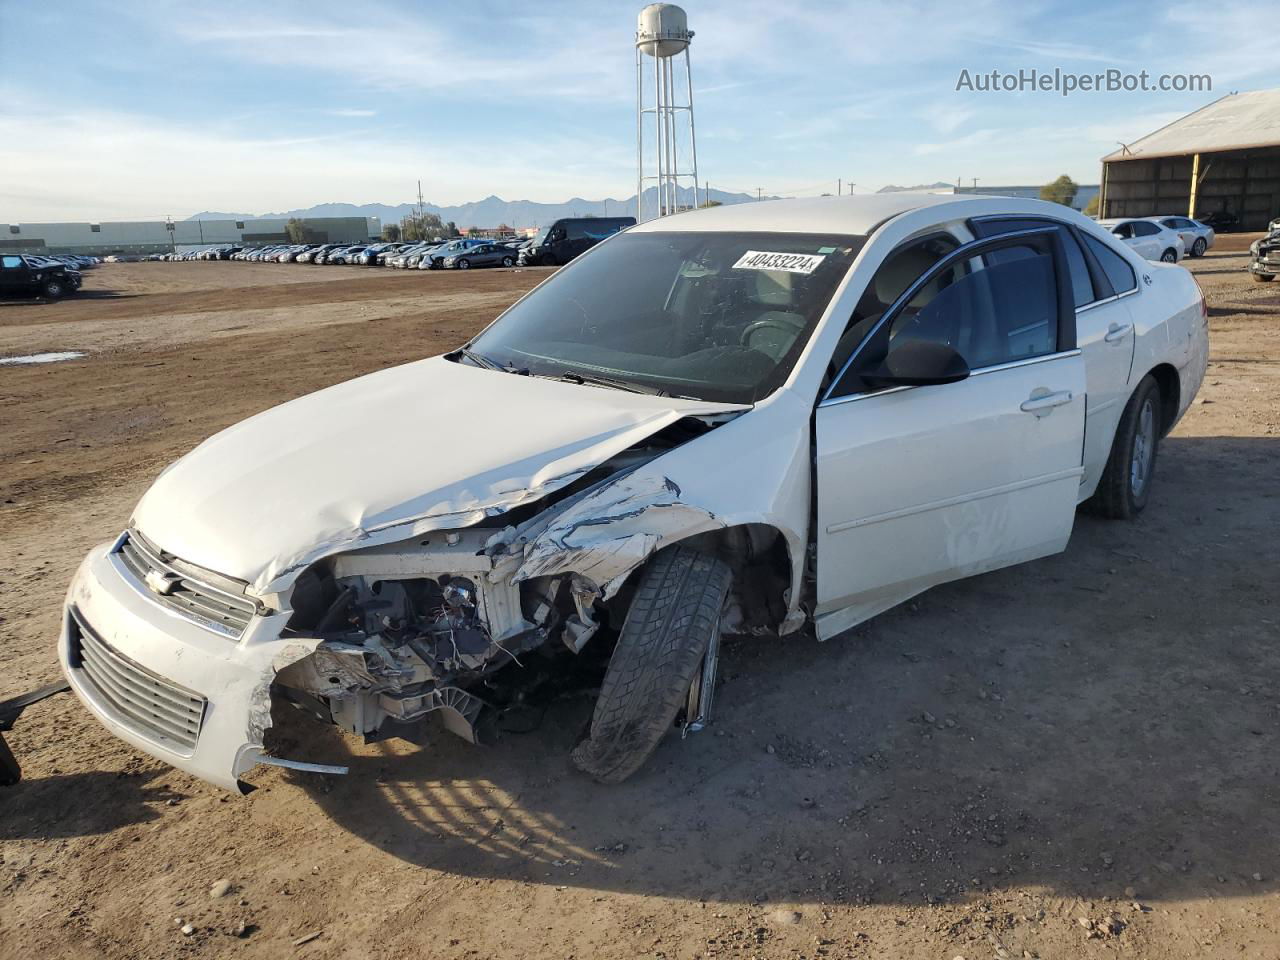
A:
[739,313,807,361]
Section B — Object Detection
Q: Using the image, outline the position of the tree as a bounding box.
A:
[699,199,723,208]
[285,218,307,243]
[381,223,401,242]
[1040,175,1079,208]
[1083,193,1100,217]
[446,221,460,237]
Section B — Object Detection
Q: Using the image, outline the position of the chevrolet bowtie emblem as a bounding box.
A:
[144,569,180,596]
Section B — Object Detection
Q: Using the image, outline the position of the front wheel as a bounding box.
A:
[456,259,469,270]
[1192,237,1207,257]
[41,279,66,299]
[501,256,514,267]
[1253,273,1274,283]
[571,547,732,784]
[1086,375,1162,520]
[1160,248,1178,263]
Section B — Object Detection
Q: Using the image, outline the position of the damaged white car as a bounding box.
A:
[60,194,1208,791]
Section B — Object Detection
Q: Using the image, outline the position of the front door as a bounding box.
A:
[813,229,1086,639]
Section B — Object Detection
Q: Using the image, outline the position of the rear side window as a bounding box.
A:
[1082,233,1137,294]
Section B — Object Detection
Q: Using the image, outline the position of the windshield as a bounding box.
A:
[468,230,863,403]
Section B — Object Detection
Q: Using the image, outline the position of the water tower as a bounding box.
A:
[636,3,700,221]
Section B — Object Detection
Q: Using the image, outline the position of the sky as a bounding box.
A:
[0,0,1274,221]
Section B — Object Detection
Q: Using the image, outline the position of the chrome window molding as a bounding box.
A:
[818,349,1082,409]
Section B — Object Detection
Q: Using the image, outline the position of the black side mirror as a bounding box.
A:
[863,339,970,388]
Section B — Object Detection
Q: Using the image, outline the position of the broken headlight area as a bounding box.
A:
[270,528,604,746]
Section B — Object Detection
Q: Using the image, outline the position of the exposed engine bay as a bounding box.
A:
[269,413,777,747]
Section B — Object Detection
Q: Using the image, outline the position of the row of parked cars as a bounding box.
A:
[143,216,640,272]
[1096,215,1218,263]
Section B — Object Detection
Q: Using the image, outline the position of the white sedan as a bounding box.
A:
[1098,217,1185,263]
[60,194,1208,790]
[1149,216,1215,257]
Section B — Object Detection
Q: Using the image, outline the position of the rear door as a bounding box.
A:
[813,228,1086,638]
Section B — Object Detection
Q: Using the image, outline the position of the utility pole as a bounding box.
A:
[848,181,856,195]
[756,187,762,201]
[971,178,979,189]
[837,178,841,196]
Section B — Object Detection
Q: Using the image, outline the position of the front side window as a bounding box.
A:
[1,255,23,268]
[888,241,1058,370]
[468,231,864,403]
[1082,233,1137,294]
[969,217,1097,309]
[1133,221,1160,237]
[1110,223,1133,239]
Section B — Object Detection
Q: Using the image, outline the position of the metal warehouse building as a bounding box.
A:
[1099,88,1280,230]
[0,217,380,257]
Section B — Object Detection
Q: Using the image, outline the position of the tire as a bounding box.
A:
[1253,273,1274,283]
[42,279,65,299]
[1160,248,1178,263]
[1192,237,1207,257]
[1085,375,1161,520]
[502,256,514,267]
[457,259,470,270]
[571,546,732,784]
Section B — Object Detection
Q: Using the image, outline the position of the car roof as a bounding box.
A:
[628,192,1061,236]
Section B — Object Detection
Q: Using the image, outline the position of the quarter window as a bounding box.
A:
[1082,233,1137,294]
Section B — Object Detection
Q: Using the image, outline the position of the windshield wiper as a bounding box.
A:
[556,371,666,396]
[455,346,504,371]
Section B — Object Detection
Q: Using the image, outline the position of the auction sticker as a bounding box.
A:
[732,250,826,274]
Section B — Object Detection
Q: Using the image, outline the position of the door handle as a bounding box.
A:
[1104,322,1133,343]
[1020,390,1073,414]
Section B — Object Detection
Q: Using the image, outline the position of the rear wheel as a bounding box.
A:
[1192,237,1207,257]
[1160,248,1178,263]
[1086,375,1162,520]
[571,546,732,784]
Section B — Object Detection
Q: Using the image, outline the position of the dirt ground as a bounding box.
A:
[1,245,1277,960]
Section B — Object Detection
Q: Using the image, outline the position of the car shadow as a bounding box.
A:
[0,768,179,838]
[275,435,1279,908]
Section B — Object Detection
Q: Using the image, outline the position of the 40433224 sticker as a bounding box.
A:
[731,250,827,275]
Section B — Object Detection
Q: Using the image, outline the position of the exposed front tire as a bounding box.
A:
[502,256,514,267]
[1192,237,1207,257]
[571,546,732,784]
[1085,375,1162,520]
[41,279,66,299]
[1160,248,1178,263]
[456,259,470,270]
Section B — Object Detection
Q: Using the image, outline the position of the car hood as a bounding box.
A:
[132,356,744,595]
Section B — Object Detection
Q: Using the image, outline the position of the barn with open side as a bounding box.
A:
[1099,88,1280,231]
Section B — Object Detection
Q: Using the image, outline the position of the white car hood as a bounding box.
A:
[132,356,743,594]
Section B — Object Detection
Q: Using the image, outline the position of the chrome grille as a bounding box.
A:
[116,530,258,637]
[68,607,206,753]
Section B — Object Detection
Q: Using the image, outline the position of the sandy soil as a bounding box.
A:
[1,245,1278,960]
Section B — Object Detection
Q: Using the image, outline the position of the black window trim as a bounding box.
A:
[1078,229,1139,299]
[821,225,1075,405]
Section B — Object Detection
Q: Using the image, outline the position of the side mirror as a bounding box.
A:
[863,339,970,388]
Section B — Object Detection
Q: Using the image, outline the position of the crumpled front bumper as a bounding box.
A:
[58,540,299,792]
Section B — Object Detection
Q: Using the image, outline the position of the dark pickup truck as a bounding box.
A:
[1,254,82,299]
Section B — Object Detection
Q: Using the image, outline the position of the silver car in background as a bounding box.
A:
[1148,216,1215,258]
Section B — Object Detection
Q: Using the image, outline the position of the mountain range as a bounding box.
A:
[188,186,769,228]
